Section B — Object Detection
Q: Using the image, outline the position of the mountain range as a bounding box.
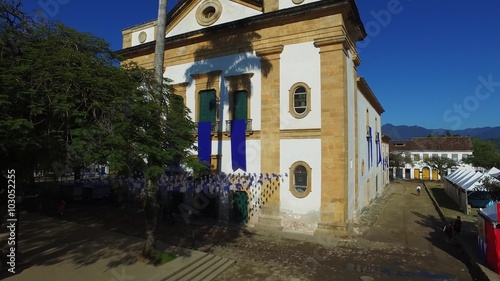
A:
[382,124,500,142]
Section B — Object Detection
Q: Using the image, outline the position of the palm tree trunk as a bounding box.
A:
[154,0,167,86]
[144,1,168,259]
[143,178,159,259]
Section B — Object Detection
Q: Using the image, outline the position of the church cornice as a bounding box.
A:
[255,45,284,57]
[357,77,385,115]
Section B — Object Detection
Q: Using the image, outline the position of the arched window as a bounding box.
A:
[289,161,312,198]
[294,86,307,114]
[289,82,311,118]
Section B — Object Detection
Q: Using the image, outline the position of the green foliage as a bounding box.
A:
[426,132,461,137]
[424,155,457,181]
[389,152,412,169]
[154,251,176,265]
[463,138,500,169]
[388,152,413,178]
[482,177,500,201]
[1,1,121,179]
[0,1,198,183]
[1,1,199,260]
[488,138,500,149]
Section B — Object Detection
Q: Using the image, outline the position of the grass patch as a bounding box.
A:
[154,251,176,265]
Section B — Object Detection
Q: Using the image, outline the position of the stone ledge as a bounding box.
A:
[314,221,351,238]
[254,215,283,231]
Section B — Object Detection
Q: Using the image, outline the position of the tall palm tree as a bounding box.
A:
[143,0,168,259]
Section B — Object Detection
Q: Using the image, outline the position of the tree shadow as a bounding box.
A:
[410,211,483,277]
[184,31,271,89]
[163,23,275,252]
[424,184,493,275]
[1,196,256,279]
[181,30,272,140]
[61,197,256,252]
[1,211,146,273]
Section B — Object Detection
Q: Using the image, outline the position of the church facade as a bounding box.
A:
[118,0,387,236]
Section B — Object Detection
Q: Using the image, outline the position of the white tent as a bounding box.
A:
[445,168,474,213]
[486,167,500,176]
[446,168,462,179]
[452,170,477,185]
[445,169,465,182]
[461,171,484,190]
[466,169,500,192]
[447,168,474,183]
[445,167,500,214]
[457,170,481,187]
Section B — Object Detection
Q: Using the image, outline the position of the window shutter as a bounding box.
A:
[199,90,216,123]
[233,90,247,120]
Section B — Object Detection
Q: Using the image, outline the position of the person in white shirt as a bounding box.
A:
[416,185,421,196]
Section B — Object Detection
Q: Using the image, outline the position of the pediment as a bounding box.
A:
[166,0,263,38]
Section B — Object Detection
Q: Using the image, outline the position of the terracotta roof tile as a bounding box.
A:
[390,136,473,152]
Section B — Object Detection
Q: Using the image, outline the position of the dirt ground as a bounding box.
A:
[7,179,482,280]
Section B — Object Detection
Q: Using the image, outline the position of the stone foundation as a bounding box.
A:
[314,221,352,238]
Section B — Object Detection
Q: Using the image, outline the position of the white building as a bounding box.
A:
[389,136,474,180]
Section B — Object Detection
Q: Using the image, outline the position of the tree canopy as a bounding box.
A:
[481,176,500,202]
[426,131,461,137]
[1,1,123,179]
[462,138,500,170]
[423,155,457,182]
[388,152,412,178]
[1,0,199,258]
[1,0,198,183]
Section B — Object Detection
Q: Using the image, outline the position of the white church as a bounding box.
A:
[118,0,388,236]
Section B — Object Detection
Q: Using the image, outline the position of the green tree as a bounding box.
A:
[1,1,199,260]
[463,138,500,169]
[424,155,457,182]
[389,152,412,178]
[482,176,500,201]
[426,132,461,137]
[1,1,128,181]
[70,63,198,258]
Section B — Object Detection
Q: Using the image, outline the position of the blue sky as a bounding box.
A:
[22,0,500,130]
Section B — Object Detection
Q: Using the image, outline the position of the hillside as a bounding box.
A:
[382,124,500,145]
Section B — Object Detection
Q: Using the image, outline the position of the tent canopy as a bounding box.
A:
[479,203,499,223]
[446,167,500,191]
[446,168,474,183]
[461,172,484,190]
[457,171,482,188]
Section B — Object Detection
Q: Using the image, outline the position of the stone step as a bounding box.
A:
[163,253,234,281]
[177,255,222,281]
[162,253,210,281]
[192,258,236,281]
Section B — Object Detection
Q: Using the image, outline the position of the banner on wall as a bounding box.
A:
[197,121,212,164]
[231,119,247,171]
[377,132,382,166]
[367,126,372,168]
